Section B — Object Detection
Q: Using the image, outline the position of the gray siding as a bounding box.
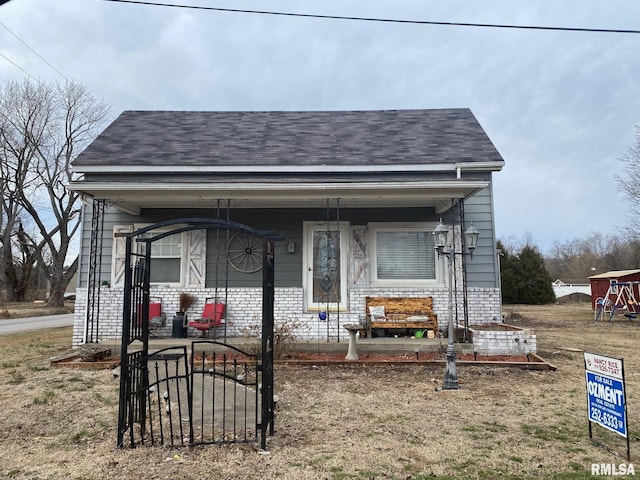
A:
[78,202,137,289]
[205,207,445,288]
[78,203,497,290]
[460,186,499,289]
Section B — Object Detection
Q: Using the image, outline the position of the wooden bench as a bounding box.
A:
[365,296,438,338]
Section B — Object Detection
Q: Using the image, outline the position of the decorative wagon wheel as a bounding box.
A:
[228,232,263,273]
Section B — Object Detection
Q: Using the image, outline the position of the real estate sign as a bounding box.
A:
[584,352,627,438]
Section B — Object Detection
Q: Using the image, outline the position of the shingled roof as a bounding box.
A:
[68,108,504,213]
[72,108,504,170]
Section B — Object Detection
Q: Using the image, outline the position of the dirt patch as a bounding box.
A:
[556,292,592,304]
[1,303,639,479]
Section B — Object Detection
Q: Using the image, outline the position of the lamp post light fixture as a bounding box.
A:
[433,219,479,390]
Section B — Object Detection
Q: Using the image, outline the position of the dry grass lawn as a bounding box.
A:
[0,302,639,479]
[0,301,74,319]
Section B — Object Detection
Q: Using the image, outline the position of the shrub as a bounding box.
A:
[241,316,309,359]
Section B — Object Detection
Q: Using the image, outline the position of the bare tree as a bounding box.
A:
[546,233,609,282]
[498,231,536,256]
[617,125,640,239]
[0,80,47,301]
[545,232,640,283]
[0,79,109,305]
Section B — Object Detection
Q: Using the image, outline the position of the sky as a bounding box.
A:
[1,0,639,254]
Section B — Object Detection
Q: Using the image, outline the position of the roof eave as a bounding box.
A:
[68,180,490,215]
[71,161,505,175]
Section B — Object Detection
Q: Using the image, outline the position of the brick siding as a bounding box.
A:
[73,286,502,347]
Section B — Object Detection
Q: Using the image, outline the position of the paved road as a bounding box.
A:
[0,314,74,335]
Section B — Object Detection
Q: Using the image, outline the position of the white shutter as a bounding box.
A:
[111,225,133,287]
[350,227,368,285]
[186,229,206,287]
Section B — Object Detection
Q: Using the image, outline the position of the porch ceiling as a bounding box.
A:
[70,180,489,215]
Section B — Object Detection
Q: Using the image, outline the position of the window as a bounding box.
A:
[369,223,438,285]
[138,230,184,285]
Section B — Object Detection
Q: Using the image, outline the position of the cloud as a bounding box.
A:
[1,0,639,252]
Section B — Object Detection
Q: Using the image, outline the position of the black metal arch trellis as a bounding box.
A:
[116,218,279,450]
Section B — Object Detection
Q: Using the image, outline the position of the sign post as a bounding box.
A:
[584,352,630,461]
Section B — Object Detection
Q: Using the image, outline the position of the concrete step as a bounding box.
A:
[105,336,476,356]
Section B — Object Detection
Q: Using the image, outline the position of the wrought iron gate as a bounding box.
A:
[118,343,263,448]
[116,219,278,450]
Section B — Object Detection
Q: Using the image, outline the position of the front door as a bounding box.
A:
[303,222,349,311]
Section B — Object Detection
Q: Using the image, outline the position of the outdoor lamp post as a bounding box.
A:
[433,219,479,390]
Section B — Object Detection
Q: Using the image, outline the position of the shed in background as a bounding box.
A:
[589,270,640,310]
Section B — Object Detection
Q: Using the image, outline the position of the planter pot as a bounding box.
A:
[172,312,188,338]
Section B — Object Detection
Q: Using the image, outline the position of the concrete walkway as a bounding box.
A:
[111,335,475,356]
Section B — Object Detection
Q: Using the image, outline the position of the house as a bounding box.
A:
[67,108,505,346]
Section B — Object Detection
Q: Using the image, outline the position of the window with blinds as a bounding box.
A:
[376,231,435,280]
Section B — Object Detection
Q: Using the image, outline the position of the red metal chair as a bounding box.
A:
[148,299,165,336]
[188,298,225,338]
[137,298,165,337]
[148,299,163,322]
